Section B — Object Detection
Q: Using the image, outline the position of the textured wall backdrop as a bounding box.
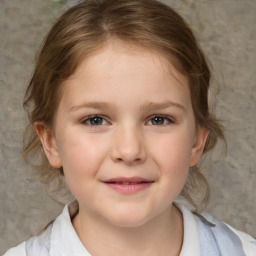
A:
[1,0,255,254]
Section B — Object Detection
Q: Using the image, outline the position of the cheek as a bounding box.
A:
[58,132,108,190]
[150,132,193,171]
[148,132,193,195]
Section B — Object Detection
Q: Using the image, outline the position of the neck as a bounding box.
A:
[72,204,183,256]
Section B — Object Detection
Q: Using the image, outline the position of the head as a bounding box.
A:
[23,0,224,211]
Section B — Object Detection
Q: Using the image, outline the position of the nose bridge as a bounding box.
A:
[111,122,146,164]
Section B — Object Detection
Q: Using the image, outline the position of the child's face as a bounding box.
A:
[38,42,208,227]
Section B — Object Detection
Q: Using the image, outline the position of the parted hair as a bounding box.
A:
[23,0,224,211]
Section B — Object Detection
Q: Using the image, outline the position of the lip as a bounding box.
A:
[102,177,154,194]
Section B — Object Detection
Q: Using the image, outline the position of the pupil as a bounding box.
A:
[91,117,102,125]
[153,117,163,125]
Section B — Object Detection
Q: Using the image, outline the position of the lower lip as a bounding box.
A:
[104,182,153,194]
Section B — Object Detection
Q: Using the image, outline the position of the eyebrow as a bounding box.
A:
[69,102,115,112]
[69,101,185,112]
[140,101,185,112]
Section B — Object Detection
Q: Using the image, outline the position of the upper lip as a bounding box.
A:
[102,177,154,184]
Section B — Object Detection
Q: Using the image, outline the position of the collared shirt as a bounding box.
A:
[4,202,256,256]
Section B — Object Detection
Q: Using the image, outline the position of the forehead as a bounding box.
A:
[60,41,190,109]
[67,41,187,85]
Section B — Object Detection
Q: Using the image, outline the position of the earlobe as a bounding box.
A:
[189,126,209,167]
[34,122,62,168]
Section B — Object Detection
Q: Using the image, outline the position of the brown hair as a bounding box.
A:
[23,0,224,210]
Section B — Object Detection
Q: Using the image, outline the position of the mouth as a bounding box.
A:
[102,177,154,194]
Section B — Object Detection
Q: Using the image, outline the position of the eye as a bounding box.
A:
[82,115,108,126]
[147,115,174,125]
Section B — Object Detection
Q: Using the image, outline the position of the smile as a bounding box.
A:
[102,177,154,194]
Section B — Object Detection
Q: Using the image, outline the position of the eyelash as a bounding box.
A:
[81,115,109,126]
[146,115,175,126]
[81,115,175,126]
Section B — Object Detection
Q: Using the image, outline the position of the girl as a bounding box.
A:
[4,0,256,255]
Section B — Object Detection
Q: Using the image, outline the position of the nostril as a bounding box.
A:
[134,157,142,162]
[115,156,143,163]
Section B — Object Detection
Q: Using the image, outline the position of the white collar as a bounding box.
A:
[50,201,90,256]
[177,204,201,256]
[49,201,200,256]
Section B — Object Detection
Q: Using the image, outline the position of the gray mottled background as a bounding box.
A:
[1,0,255,254]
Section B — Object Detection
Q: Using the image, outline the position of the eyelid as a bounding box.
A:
[81,115,110,125]
[80,114,175,126]
[146,114,175,125]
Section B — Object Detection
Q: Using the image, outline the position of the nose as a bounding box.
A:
[110,125,147,165]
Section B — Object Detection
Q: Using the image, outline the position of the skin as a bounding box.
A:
[36,41,208,256]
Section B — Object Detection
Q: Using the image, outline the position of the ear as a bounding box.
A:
[34,122,62,168]
[189,126,209,167]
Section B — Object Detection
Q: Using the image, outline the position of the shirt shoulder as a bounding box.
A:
[201,212,256,256]
[3,241,26,256]
[226,224,256,256]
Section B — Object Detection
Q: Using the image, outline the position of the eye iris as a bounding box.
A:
[90,116,103,125]
[152,116,164,125]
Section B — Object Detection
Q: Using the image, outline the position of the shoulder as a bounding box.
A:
[3,241,26,256]
[3,224,53,256]
[176,202,256,256]
[199,212,256,256]
[3,201,87,256]
[226,223,256,256]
